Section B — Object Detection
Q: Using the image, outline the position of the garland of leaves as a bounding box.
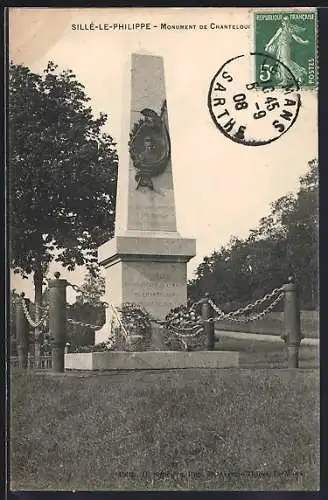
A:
[71,302,206,353]
[163,304,206,351]
[164,305,202,330]
[118,302,151,330]
[116,302,152,351]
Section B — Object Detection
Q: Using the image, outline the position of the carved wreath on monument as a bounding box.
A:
[128,100,171,190]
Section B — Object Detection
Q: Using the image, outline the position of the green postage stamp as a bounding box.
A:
[254,10,317,89]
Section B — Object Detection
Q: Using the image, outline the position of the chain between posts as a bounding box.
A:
[14,274,302,366]
[67,282,84,293]
[67,318,104,330]
[167,323,205,338]
[208,286,284,323]
[65,281,108,330]
[18,280,284,332]
[215,293,284,323]
[66,300,130,341]
[21,296,49,328]
[66,281,88,302]
[147,312,205,338]
[66,282,202,337]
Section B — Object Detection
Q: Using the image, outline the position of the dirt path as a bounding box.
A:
[215,329,319,346]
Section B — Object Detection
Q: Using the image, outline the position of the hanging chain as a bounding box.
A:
[66,282,108,330]
[21,297,49,328]
[67,318,104,330]
[168,324,204,338]
[207,302,225,316]
[247,291,284,320]
[58,280,285,338]
[209,287,282,318]
[67,282,86,301]
[67,282,82,293]
[209,288,284,323]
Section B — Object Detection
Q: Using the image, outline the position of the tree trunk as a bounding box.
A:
[33,260,44,368]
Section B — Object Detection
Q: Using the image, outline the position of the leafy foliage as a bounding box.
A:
[189,160,318,310]
[77,271,105,306]
[115,303,152,351]
[65,272,106,346]
[9,61,118,305]
[67,302,106,347]
[163,304,205,351]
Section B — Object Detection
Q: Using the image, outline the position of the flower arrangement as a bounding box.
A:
[70,302,207,353]
[163,304,205,351]
[118,302,151,332]
[164,304,203,331]
[116,302,152,351]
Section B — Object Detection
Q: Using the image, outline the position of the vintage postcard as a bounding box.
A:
[8,7,319,491]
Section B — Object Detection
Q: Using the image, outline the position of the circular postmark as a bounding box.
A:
[208,53,301,146]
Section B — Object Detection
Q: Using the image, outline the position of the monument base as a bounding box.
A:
[96,232,196,344]
[65,351,239,370]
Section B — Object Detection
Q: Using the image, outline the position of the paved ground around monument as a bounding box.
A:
[11,343,319,491]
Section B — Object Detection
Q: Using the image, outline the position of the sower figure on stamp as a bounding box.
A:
[265,16,309,85]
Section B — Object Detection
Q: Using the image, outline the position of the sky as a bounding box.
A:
[9,7,318,303]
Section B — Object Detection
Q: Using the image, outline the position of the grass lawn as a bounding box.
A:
[10,349,319,491]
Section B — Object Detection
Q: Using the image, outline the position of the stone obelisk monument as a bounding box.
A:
[96,53,196,343]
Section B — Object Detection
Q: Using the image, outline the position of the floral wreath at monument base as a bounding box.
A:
[108,302,152,351]
[107,302,205,352]
[163,305,206,351]
[118,302,152,333]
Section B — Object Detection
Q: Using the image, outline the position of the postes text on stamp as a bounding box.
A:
[208,53,300,146]
[254,10,317,89]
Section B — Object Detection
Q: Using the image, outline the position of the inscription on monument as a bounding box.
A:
[123,262,187,317]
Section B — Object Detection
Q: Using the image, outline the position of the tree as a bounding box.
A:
[189,159,318,310]
[67,272,106,347]
[78,271,105,306]
[67,302,105,347]
[9,61,118,356]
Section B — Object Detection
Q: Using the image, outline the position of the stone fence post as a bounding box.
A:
[49,272,68,373]
[16,294,30,368]
[282,276,302,368]
[200,293,215,351]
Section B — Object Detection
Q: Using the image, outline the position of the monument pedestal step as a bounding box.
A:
[65,351,239,370]
[98,233,196,267]
[97,234,196,326]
